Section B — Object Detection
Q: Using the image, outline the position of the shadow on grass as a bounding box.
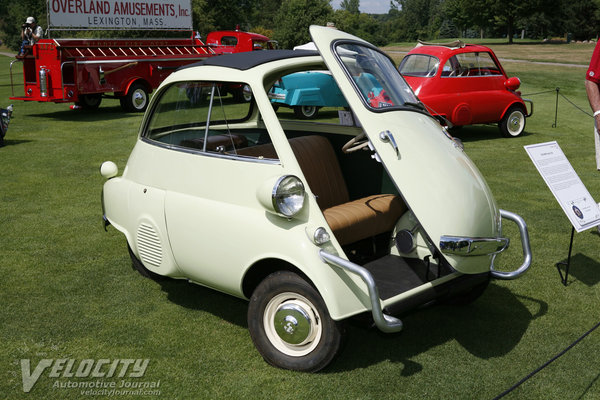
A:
[555,252,600,287]
[26,106,141,122]
[329,284,547,373]
[451,125,537,143]
[155,276,547,373]
[157,278,248,328]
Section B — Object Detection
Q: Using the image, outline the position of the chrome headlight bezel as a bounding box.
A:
[272,175,305,218]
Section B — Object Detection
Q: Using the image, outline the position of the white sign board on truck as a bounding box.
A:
[47,0,193,30]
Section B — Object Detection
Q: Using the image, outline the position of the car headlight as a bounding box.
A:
[272,175,305,217]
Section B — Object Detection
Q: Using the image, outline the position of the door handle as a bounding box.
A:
[379,130,399,156]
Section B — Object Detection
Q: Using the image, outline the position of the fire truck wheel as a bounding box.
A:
[76,94,102,110]
[121,83,149,112]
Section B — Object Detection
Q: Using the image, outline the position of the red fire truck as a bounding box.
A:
[9,30,272,112]
[206,27,277,54]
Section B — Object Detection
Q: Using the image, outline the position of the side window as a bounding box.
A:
[221,36,238,46]
[144,81,278,160]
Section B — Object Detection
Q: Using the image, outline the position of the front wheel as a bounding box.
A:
[248,271,344,372]
[499,106,526,137]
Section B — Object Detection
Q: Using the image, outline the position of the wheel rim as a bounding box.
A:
[242,85,253,102]
[263,292,322,357]
[132,88,147,110]
[506,110,525,136]
[301,106,316,118]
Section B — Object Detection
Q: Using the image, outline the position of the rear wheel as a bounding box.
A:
[293,105,319,119]
[499,106,526,137]
[233,84,253,102]
[120,83,149,112]
[248,271,344,372]
[76,94,102,110]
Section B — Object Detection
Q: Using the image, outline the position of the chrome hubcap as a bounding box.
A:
[302,106,315,116]
[508,111,524,135]
[133,90,146,109]
[263,293,322,356]
[274,304,312,345]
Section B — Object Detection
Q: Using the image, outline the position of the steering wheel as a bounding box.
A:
[342,132,369,153]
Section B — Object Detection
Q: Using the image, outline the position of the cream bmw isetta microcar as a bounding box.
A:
[100,26,532,372]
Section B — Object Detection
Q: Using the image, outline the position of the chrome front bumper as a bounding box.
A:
[440,209,532,280]
[318,209,531,333]
[490,209,532,280]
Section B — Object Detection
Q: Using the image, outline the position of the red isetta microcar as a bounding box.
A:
[399,42,533,137]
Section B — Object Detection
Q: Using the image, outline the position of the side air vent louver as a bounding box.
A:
[136,223,162,268]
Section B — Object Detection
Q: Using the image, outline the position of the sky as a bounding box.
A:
[330,0,391,14]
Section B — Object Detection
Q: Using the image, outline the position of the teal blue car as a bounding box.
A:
[269,70,348,118]
[269,68,396,119]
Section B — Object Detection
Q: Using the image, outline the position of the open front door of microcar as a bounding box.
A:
[310,25,531,278]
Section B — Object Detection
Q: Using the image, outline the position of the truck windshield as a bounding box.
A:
[334,43,419,111]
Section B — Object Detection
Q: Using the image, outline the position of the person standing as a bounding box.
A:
[19,17,43,56]
[586,40,600,170]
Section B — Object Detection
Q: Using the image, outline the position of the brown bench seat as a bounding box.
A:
[180,134,248,152]
[238,135,406,245]
[323,194,406,245]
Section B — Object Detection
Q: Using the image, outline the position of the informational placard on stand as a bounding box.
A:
[525,141,600,232]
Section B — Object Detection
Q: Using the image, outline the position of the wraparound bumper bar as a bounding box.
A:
[439,209,532,280]
[492,209,532,279]
[319,210,531,333]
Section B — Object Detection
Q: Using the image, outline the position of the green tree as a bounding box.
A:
[562,0,600,40]
[341,0,360,14]
[389,0,443,41]
[333,10,385,45]
[198,0,256,33]
[1,0,46,50]
[272,0,334,49]
[486,0,540,43]
[250,0,283,29]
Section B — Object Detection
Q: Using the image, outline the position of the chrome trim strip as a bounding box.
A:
[60,61,74,101]
[439,236,509,256]
[9,59,22,97]
[490,209,532,280]
[76,57,209,65]
[318,250,403,333]
[523,98,534,117]
[139,137,281,165]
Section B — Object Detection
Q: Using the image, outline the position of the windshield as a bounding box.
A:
[334,42,419,110]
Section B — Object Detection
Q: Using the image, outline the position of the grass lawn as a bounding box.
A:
[1,42,600,400]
